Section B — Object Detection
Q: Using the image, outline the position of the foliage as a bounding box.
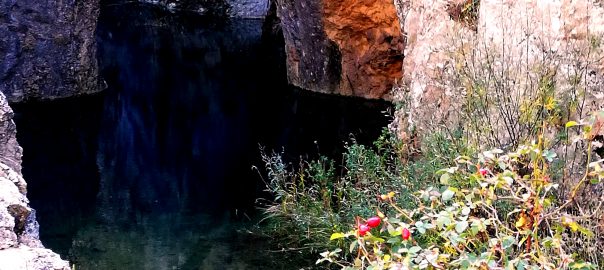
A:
[257,5,604,268]
[318,113,604,269]
[257,130,406,255]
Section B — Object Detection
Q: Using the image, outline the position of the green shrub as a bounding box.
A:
[318,113,604,269]
[256,128,475,262]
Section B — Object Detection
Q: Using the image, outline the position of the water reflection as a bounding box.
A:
[14,4,392,269]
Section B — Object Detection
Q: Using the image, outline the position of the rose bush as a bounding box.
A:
[318,115,604,269]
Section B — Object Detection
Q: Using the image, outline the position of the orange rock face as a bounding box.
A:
[276,0,403,99]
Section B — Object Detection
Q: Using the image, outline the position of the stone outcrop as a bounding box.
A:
[228,0,270,18]
[275,0,404,99]
[392,0,604,144]
[0,0,100,102]
[0,92,69,269]
[125,0,270,18]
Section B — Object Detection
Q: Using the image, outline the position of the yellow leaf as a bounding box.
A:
[330,233,346,240]
[565,121,579,128]
[515,215,527,228]
[562,216,580,232]
[569,222,579,232]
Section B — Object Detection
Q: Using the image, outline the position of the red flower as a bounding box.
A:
[479,168,488,177]
[401,228,411,240]
[366,217,381,228]
[358,224,370,236]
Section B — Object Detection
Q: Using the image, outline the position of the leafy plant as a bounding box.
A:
[319,114,604,269]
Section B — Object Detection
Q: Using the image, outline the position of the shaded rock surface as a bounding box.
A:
[276,0,404,99]
[0,92,69,269]
[227,0,270,18]
[126,0,270,18]
[0,0,101,102]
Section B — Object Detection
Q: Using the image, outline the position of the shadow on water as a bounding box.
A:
[12,4,392,269]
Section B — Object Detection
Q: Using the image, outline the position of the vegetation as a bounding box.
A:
[257,10,604,269]
[320,115,602,269]
[259,111,604,269]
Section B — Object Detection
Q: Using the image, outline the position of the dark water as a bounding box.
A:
[12,4,392,270]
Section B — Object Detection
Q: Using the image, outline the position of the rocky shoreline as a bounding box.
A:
[0,92,69,270]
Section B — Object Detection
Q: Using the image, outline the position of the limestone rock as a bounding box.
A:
[393,0,604,144]
[0,247,69,270]
[0,0,101,102]
[0,91,69,269]
[276,0,404,99]
[0,93,22,172]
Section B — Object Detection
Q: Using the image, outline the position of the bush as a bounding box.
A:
[256,128,476,265]
[318,113,604,269]
[257,111,604,269]
[257,131,403,253]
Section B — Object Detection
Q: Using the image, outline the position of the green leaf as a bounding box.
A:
[543,150,557,162]
[387,236,401,244]
[516,259,527,270]
[498,161,507,170]
[442,189,455,201]
[416,221,427,234]
[590,178,600,184]
[440,173,451,185]
[365,235,385,243]
[570,261,596,270]
[502,236,516,249]
[455,220,468,233]
[330,232,346,240]
[409,246,422,254]
[437,215,452,228]
[349,240,358,253]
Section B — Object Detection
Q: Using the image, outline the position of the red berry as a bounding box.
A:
[358,224,370,236]
[366,217,381,228]
[479,168,488,177]
[401,228,411,240]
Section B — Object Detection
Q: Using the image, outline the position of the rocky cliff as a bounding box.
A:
[0,0,100,102]
[275,0,404,99]
[391,0,604,143]
[120,0,270,18]
[0,92,69,270]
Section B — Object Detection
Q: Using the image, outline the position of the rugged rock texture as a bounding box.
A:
[228,0,269,18]
[0,92,69,269]
[0,0,100,102]
[0,247,69,270]
[276,0,404,99]
[128,0,270,18]
[0,95,22,172]
[392,0,604,143]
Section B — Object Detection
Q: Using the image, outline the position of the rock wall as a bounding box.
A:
[124,0,270,18]
[276,0,404,99]
[0,92,69,270]
[0,0,100,102]
[392,0,604,143]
